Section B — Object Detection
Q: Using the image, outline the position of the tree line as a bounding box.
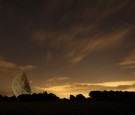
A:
[0,91,135,102]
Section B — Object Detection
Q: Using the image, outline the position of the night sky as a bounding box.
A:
[0,0,135,98]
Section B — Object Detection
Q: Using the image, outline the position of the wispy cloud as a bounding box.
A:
[0,59,16,69]
[32,27,130,63]
[31,0,132,63]
[119,49,135,69]
[67,28,130,63]
[47,76,70,82]
[19,65,37,71]
[0,59,37,72]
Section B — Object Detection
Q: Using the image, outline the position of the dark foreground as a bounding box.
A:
[0,101,135,115]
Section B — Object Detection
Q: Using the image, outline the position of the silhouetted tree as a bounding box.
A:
[76,94,86,101]
[9,96,18,102]
[3,96,9,102]
[0,95,3,102]
[18,94,31,101]
[61,98,69,102]
[70,95,76,101]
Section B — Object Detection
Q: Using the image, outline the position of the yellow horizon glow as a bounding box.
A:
[34,80,135,98]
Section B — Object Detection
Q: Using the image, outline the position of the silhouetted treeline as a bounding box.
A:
[1,91,135,102]
[89,91,135,102]
[0,91,60,102]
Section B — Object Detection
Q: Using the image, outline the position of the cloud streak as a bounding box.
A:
[119,49,135,69]
[0,59,37,72]
[31,24,131,64]
[47,76,70,82]
[67,27,130,63]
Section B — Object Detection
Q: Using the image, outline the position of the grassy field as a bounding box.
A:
[0,101,134,115]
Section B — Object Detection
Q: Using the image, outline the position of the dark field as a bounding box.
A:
[0,101,135,115]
